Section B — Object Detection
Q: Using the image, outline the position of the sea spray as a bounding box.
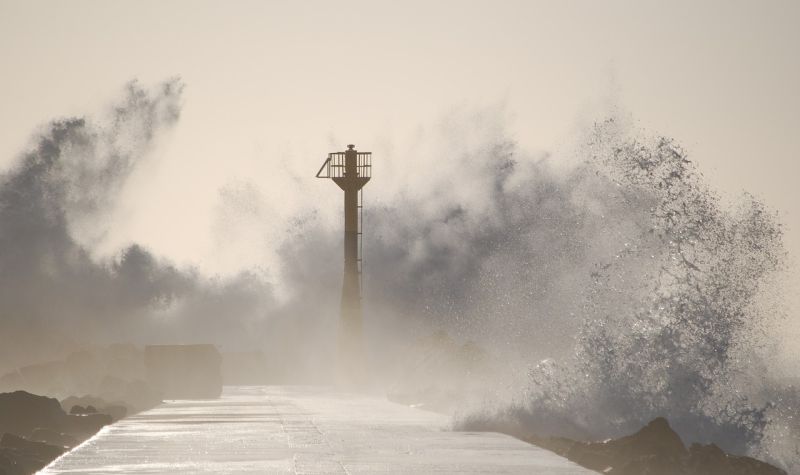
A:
[0,80,278,374]
[1,82,796,469]
[454,119,795,470]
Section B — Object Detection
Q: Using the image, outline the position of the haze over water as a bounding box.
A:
[0,0,799,472]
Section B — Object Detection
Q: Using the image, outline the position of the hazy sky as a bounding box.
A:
[1,0,798,295]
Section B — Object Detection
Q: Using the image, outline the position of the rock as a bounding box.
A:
[0,389,124,473]
[61,396,102,413]
[62,396,129,422]
[550,417,686,474]
[3,345,160,418]
[563,441,620,472]
[0,433,65,462]
[0,446,43,475]
[686,443,728,475]
[0,433,66,473]
[0,391,65,437]
[519,418,787,475]
[29,428,78,449]
[63,413,112,438]
[2,345,151,404]
[687,443,787,475]
[607,417,688,463]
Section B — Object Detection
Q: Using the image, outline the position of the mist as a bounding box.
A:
[0,79,797,470]
[0,80,277,374]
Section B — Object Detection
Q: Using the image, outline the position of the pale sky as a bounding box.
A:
[1,0,799,299]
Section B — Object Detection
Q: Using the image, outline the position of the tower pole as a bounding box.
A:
[318,144,371,386]
[339,146,363,383]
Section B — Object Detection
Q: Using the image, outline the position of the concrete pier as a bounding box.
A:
[42,386,592,474]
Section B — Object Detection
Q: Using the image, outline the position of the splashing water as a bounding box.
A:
[455,119,797,470]
[1,81,797,470]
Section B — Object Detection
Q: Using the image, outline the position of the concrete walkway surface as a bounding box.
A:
[42,386,593,474]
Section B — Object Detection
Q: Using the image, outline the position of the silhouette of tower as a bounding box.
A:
[316,144,371,384]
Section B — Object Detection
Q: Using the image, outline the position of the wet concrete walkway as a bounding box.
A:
[42,386,592,474]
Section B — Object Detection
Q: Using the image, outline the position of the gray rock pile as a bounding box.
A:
[0,391,113,475]
[0,433,66,475]
[462,416,786,475]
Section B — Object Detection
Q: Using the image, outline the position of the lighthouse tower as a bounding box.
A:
[316,144,371,384]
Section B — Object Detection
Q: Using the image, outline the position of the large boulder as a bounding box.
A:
[521,417,787,475]
[0,433,66,474]
[0,433,65,463]
[531,417,687,474]
[0,446,43,475]
[29,428,78,449]
[606,417,688,460]
[0,389,113,445]
[0,391,65,437]
[0,344,151,402]
[579,417,687,474]
[0,390,118,474]
[62,413,112,439]
[686,443,786,475]
[62,396,128,421]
